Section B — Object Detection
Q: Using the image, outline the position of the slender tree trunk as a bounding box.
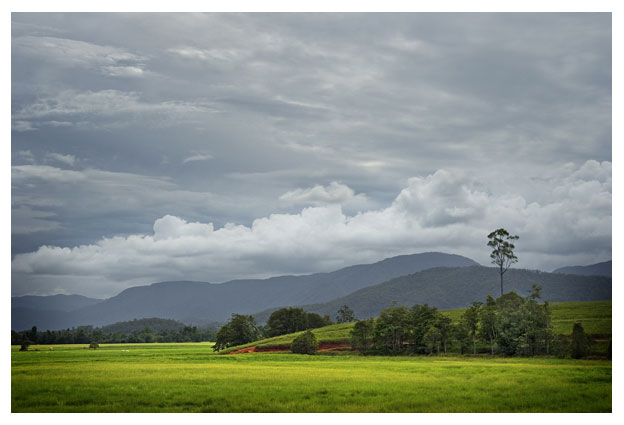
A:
[490,337,494,355]
[473,337,476,355]
[500,265,504,296]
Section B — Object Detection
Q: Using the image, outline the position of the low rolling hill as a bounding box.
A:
[222,300,612,354]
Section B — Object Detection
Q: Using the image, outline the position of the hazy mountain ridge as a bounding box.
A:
[253,266,612,324]
[11,294,103,312]
[553,260,611,277]
[12,252,478,331]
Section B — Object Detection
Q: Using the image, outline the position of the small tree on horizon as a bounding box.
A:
[487,228,519,296]
[336,305,355,323]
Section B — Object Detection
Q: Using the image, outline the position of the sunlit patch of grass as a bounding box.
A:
[12,344,611,413]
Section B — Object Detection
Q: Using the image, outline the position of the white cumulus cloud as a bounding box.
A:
[11,161,611,297]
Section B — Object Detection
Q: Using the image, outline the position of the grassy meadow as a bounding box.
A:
[12,343,611,412]
[11,300,611,412]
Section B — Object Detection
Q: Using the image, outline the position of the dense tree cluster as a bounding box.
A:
[336,305,356,323]
[213,314,259,351]
[351,286,559,357]
[213,307,334,351]
[11,323,216,346]
[266,307,332,337]
[99,318,193,334]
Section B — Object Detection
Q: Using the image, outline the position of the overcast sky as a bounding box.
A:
[11,13,611,298]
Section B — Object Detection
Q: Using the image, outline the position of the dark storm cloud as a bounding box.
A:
[11,13,611,297]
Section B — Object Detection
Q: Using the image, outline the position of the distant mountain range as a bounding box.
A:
[11,294,103,312]
[253,266,612,324]
[12,252,478,331]
[553,260,611,277]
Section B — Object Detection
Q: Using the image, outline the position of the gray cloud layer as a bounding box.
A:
[11,13,611,297]
[12,160,611,297]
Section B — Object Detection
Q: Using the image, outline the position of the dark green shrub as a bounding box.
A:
[291,330,318,355]
[19,340,31,352]
[89,341,100,349]
[570,322,592,359]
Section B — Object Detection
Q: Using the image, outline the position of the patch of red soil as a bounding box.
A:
[318,341,351,352]
[227,345,290,354]
[255,345,289,352]
[228,346,257,354]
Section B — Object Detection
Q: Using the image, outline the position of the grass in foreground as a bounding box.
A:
[12,343,611,413]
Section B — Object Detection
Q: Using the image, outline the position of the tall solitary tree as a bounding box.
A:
[487,228,519,296]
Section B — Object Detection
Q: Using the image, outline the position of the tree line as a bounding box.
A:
[351,285,594,358]
[12,323,217,348]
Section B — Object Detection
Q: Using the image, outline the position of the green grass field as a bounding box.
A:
[11,343,611,412]
[11,300,612,412]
